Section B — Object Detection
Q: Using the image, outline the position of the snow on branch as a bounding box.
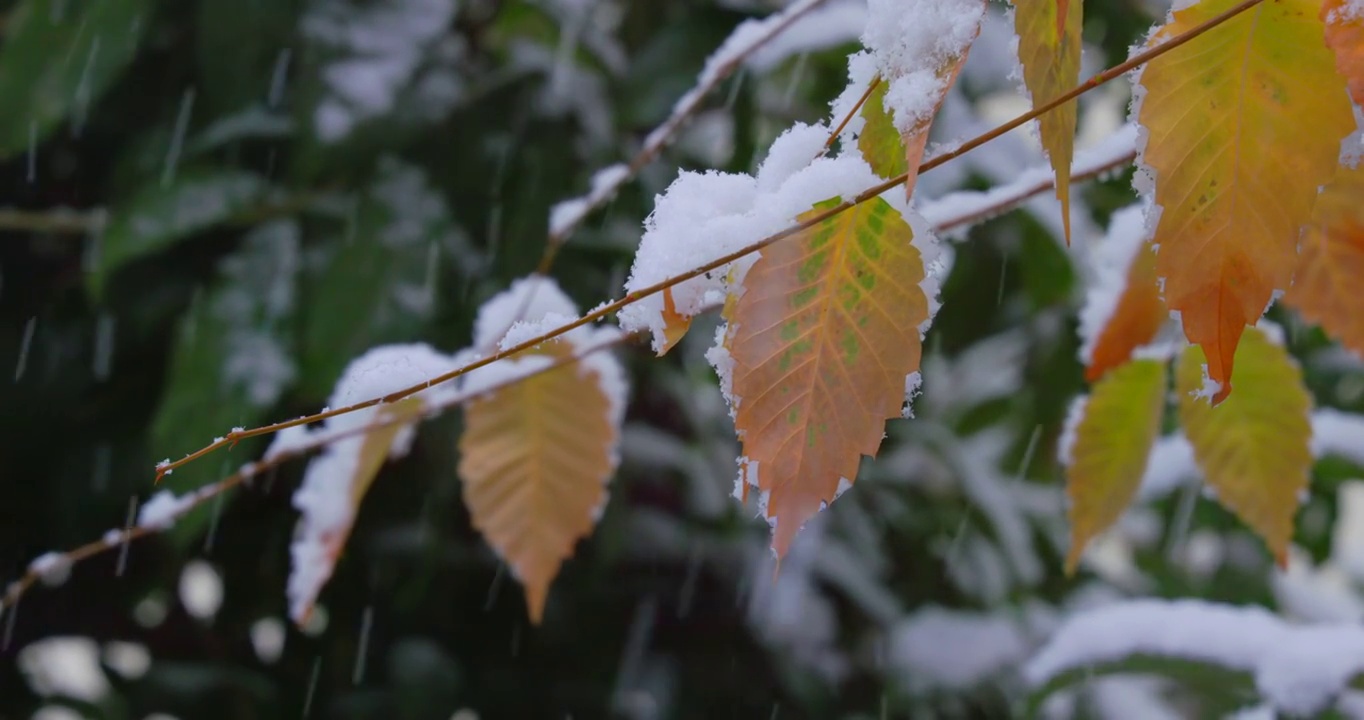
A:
[1026,598,1364,716]
[546,0,834,243]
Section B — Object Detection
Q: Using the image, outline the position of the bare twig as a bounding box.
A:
[148,0,1265,486]
[0,208,107,234]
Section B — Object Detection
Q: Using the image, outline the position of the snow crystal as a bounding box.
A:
[18,637,110,701]
[1056,395,1088,467]
[1189,364,1222,403]
[138,490,196,530]
[27,553,72,587]
[1075,203,1156,365]
[861,0,985,134]
[1027,598,1364,717]
[548,163,630,238]
[1332,480,1364,584]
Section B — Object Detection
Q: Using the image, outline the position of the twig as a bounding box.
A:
[149,0,1265,486]
[0,208,107,234]
[0,128,1158,620]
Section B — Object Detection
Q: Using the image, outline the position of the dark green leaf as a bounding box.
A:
[0,0,155,157]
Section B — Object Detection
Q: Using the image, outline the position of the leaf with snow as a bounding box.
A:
[90,170,272,298]
[150,221,301,545]
[1136,0,1355,404]
[721,196,930,557]
[0,0,152,158]
[1011,0,1083,244]
[860,0,985,199]
[1062,358,1166,572]
[1078,205,1168,382]
[857,76,907,180]
[1322,0,1364,107]
[457,277,626,623]
[1177,328,1312,564]
[281,343,458,625]
[1026,599,1364,717]
[1284,162,1364,358]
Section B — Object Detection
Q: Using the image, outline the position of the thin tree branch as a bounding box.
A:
[0,208,107,234]
[153,0,1264,494]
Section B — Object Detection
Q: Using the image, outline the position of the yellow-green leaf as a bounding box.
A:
[458,343,618,623]
[724,196,929,557]
[858,76,908,179]
[1177,329,1312,563]
[1138,0,1355,404]
[1064,358,1167,572]
[1012,0,1083,244]
[1284,162,1364,357]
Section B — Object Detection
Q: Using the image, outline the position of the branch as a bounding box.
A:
[0,207,107,234]
[543,0,834,251]
[150,0,1265,486]
[0,132,1157,624]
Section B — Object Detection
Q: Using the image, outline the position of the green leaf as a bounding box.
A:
[90,170,272,298]
[1177,327,1313,563]
[196,0,300,116]
[0,0,155,158]
[1064,358,1167,572]
[298,158,456,398]
[857,76,907,179]
[150,220,300,545]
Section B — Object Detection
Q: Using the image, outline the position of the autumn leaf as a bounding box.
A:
[654,287,692,356]
[1284,163,1364,356]
[1012,0,1083,244]
[1177,328,1312,564]
[1137,0,1355,404]
[1063,358,1167,572]
[1080,208,1168,382]
[289,397,426,625]
[723,196,929,557]
[1322,0,1364,106]
[458,341,618,623]
[858,76,908,179]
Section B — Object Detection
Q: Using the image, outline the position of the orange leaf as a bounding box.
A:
[1013,0,1084,244]
[655,286,692,356]
[1323,0,1364,106]
[1284,163,1364,356]
[723,196,929,557]
[458,341,619,623]
[901,51,973,201]
[1137,0,1355,404]
[1086,241,1166,382]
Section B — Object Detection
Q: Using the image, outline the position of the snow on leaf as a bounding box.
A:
[1176,328,1312,564]
[1136,0,1355,405]
[857,76,907,180]
[1078,205,1168,382]
[457,277,625,623]
[1062,358,1167,572]
[861,0,986,198]
[1011,0,1083,244]
[722,196,930,557]
[1322,0,1364,107]
[1283,162,1364,357]
[283,343,457,625]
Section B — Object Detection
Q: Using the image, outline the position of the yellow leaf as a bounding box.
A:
[1065,359,1167,572]
[1086,240,1167,382]
[1138,0,1355,404]
[858,75,908,179]
[1012,0,1083,244]
[654,286,692,356]
[724,196,929,557]
[291,397,426,625]
[1177,329,1312,564]
[1285,163,1364,356]
[457,342,618,623]
[1322,0,1364,106]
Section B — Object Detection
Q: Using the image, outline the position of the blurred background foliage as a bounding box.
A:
[3,0,1364,718]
